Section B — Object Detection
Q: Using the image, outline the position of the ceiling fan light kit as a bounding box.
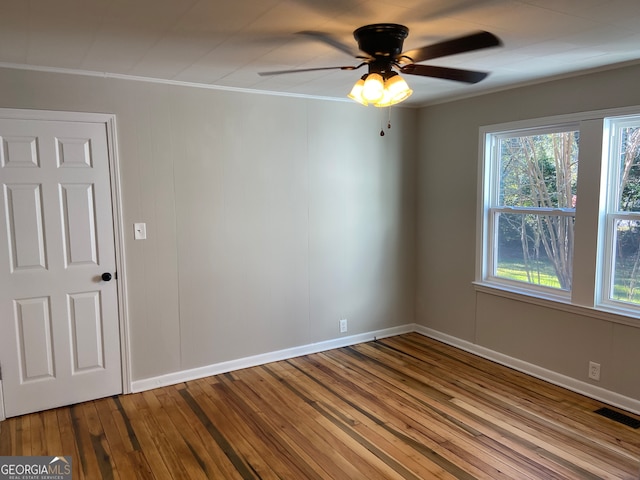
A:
[348,70,413,107]
[259,23,501,108]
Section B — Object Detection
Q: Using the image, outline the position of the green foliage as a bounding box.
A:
[493,123,640,304]
[499,132,578,209]
[612,222,640,304]
[611,127,640,305]
[496,131,578,290]
[619,126,640,211]
[497,260,561,288]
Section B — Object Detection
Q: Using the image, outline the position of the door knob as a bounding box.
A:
[101,272,112,282]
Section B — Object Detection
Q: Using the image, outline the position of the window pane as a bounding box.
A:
[495,213,574,290]
[498,131,579,208]
[611,219,640,304]
[616,125,640,212]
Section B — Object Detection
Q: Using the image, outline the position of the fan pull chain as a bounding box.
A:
[380,107,392,136]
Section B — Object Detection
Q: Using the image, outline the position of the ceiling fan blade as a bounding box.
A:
[258,65,360,76]
[399,31,501,64]
[400,64,489,84]
[297,30,360,57]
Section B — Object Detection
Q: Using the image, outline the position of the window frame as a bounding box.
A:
[479,121,580,300]
[476,106,640,325]
[598,115,640,312]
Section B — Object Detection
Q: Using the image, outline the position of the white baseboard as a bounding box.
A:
[129,322,640,415]
[131,324,414,393]
[3,322,635,421]
[415,325,640,415]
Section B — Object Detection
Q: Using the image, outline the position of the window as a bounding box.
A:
[602,116,640,307]
[477,109,640,320]
[484,125,579,295]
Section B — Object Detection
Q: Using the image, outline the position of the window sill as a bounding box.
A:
[473,281,640,329]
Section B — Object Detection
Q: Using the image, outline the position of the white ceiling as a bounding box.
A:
[3,0,640,106]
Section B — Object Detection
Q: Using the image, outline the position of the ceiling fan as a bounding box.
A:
[259,24,501,107]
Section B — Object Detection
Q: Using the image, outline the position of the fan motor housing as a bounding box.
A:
[353,23,409,59]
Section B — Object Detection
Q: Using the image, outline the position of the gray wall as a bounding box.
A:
[416,63,640,402]
[3,60,639,405]
[0,67,417,381]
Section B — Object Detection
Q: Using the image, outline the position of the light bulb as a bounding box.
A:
[362,73,385,103]
[374,87,394,108]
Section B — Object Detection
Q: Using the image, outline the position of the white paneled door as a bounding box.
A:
[0,114,122,417]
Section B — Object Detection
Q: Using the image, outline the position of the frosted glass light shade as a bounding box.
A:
[362,73,385,103]
[347,78,367,105]
[383,74,413,105]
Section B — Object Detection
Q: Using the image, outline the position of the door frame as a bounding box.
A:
[0,108,131,421]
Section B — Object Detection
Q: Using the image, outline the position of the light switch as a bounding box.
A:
[134,222,147,240]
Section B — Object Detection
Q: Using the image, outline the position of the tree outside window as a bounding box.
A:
[480,111,640,318]
[490,128,579,292]
[607,119,640,305]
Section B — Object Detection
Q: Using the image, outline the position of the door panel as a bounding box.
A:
[15,296,55,381]
[68,291,104,372]
[0,116,121,417]
[1,135,39,168]
[60,183,98,266]
[4,183,47,271]
[56,137,93,168]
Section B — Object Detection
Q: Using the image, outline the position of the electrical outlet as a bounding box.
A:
[589,361,601,381]
[339,319,348,333]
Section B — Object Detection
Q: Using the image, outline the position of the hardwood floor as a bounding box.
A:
[1,333,639,479]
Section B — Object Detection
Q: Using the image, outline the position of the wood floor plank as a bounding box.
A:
[370,336,635,478]
[209,374,333,479]
[376,336,639,462]
[1,332,639,479]
[250,364,416,479]
[140,389,210,480]
[42,409,63,456]
[110,395,141,454]
[19,415,31,456]
[283,355,463,479]
[69,403,106,480]
[393,335,640,455]
[156,387,235,480]
[134,391,200,480]
[335,345,569,479]
[93,397,147,480]
[312,349,542,479]
[28,412,47,456]
[117,393,175,480]
[57,408,86,480]
[407,340,636,473]
[291,351,527,480]
[82,401,120,480]
[165,385,246,480]
[245,364,407,479]
[184,380,285,479]
[0,416,13,455]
